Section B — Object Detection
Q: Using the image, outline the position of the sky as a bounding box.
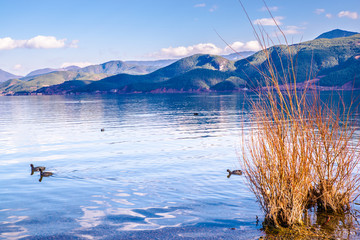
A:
[0,0,359,76]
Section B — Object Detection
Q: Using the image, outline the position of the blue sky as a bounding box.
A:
[1,0,359,75]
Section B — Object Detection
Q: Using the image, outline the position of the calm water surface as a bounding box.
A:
[0,93,263,239]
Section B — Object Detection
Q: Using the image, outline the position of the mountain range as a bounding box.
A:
[1,29,359,95]
[0,69,22,82]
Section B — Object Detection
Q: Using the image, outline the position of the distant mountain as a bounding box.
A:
[80,54,236,91]
[25,66,81,78]
[64,66,81,71]
[24,60,172,80]
[76,60,174,76]
[77,61,139,75]
[37,54,238,94]
[315,29,359,40]
[1,71,108,93]
[26,68,61,78]
[2,59,176,94]
[0,69,22,82]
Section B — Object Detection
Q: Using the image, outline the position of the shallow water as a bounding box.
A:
[0,93,264,239]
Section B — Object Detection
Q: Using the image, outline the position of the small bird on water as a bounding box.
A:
[30,164,45,175]
[38,168,53,182]
[39,168,53,177]
[227,169,243,178]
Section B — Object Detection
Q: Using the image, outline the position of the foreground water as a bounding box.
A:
[0,93,265,239]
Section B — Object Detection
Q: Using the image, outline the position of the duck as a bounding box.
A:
[227,169,243,178]
[30,164,45,175]
[101,128,105,132]
[39,168,53,177]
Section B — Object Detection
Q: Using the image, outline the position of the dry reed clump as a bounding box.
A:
[242,91,314,227]
[309,97,360,213]
[242,86,360,228]
[237,1,360,229]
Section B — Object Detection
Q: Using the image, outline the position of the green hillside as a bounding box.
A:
[0,71,108,93]
[37,80,94,94]
[145,54,235,82]
[318,55,360,87]
[77,61,150,75]
[234,34,360,87]
[0,79,23,92]
[76,59,176,75]
[124,69,245,92]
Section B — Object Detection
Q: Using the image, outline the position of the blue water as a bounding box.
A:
[0,93,264,239]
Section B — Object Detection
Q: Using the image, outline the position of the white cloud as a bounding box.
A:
[13,64,22,70]
[0,37,18,50]
[0,35,78,50]
[272,25,305,38]
[25,36,66,48]
[156,43,223,58]
[194,3,205,8]
[68,40,79,48]
[338,11,358,19]
[314,9,325,15]
[225,41,261,53]
[326,13,333,18]
[282,26,304,35]
[209,5,218,12]
[149,41,261,59]
[253,16,284,26]
[260,6,278,12]
[61,62,93,68]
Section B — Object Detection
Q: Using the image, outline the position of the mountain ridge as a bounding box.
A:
[0,69,22,82]
[1,29,360,95]
[315,29,359,40]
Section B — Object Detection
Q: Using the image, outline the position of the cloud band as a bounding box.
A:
[149,41,261,59]
[0,35,78,50]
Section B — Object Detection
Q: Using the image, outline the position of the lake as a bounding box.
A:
[0,93,264,239]
[1,92,359,240]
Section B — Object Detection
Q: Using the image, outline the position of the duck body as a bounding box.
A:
[39,168,53,177]
[227,169,243,178]
[30,164,45,174]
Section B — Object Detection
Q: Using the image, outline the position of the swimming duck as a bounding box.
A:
[227,169,243,178]
[39,168,53,177]
[30,164,45,175]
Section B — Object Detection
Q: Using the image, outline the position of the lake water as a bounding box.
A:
[0,93,264,239]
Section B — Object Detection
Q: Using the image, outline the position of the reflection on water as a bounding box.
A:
[0,93,359,239]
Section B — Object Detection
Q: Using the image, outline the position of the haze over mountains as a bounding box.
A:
[1,29,359,95]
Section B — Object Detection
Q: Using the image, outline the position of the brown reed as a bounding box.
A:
[237,0,360,229]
